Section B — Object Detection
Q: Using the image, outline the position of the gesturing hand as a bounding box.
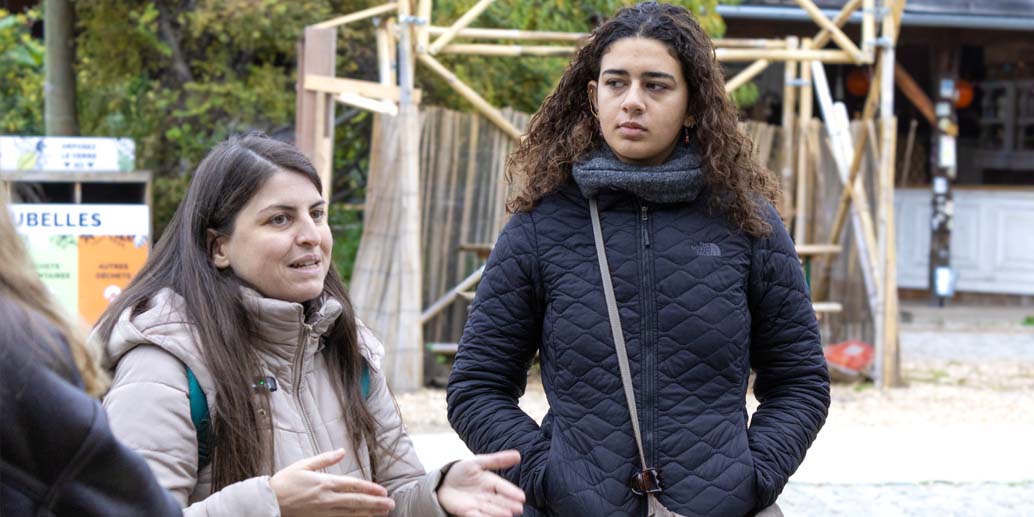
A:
[436,450,525,517]
[270,448,396,517]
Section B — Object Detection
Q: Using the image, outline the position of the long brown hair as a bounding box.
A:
[507,1,779,236]
[0,192,109,397]
[95,133,379,490]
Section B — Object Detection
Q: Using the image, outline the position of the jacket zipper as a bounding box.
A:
[639,204,656,487]
[641,206,651,248]
[294,323,322,458]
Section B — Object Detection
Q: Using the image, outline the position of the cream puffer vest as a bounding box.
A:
[99,287,446,517]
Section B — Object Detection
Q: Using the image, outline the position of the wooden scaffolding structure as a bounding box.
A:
[295,0,908,392]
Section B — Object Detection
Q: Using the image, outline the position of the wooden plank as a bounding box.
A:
[425,25,585,42]
[812,302,843,313]
[438,44,574,57]
[311,3,398,30]
[305,74,422,104]
[796,244,842,256]
[715,48,857,63]
[421,265,485,323]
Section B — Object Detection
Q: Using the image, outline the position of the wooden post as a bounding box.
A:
[794,39,814,245]
[393,0,424,392]
[862,0,876,56]
[417,0,432,52]
[780,37,799,220]
[295,27,336,176]
[877,0,906,389]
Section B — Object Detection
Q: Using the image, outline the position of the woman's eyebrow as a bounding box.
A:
[602,69,676,82]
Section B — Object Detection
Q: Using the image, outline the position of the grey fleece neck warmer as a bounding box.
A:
[572,140,705,204]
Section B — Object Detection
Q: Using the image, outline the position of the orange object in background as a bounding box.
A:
[78,235,149,325]
[824,340,875,381]
[955,80,974,109]
[846,68,870,97]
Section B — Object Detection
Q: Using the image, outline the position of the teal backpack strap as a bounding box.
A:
[360,363,371,399]
[185,367,212,469]
[186,362,368,471]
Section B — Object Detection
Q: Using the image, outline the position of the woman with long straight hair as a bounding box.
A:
[447,3,830,516]
[95,133,525,517]
[0,193,180,516]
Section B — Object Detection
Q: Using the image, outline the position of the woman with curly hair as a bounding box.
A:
[447,2,830,515]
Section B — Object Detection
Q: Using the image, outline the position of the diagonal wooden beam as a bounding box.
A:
[725,59,770,93]
[311,3,398,30]
[828,59,882,247]
[428,0,495,55]
[417,52,522,141]
[893,62,938,128]
[795,0,867,63]
[810,0,862,50]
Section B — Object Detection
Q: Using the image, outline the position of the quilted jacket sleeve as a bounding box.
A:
[746,204,831,510]
[446,211,550,507]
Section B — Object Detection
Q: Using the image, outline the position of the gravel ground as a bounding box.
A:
[397,323,1034,515]
[779,482,1034,516]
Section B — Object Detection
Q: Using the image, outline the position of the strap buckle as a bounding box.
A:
[630,467,664,495]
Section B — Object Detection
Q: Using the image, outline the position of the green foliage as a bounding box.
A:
[4,1,731,238]
[422,0,725,114]
[730,81,759,108]
[0,8,44,134]
[1023,316,1034,326]
[328,205,364,285]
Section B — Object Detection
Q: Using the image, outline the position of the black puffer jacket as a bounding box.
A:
[448,179,830,516]
[0,299,181,517]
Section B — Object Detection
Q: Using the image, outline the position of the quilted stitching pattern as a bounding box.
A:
[448,183,830,516]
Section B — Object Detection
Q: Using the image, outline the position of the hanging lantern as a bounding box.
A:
[846,68,870,97]
[955,80,974,109]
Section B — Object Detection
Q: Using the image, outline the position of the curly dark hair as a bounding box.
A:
[506,1,780,237]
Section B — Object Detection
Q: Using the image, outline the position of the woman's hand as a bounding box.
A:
[270,448,395,517]
[436,450,526,517]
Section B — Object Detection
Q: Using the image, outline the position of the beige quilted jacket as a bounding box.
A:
[99,288,446,517]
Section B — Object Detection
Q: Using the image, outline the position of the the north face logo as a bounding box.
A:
[691,242,721,257]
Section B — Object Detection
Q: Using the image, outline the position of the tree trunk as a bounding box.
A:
[44,0,79,136]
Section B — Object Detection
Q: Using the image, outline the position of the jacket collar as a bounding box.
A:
[238,287,342,360]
